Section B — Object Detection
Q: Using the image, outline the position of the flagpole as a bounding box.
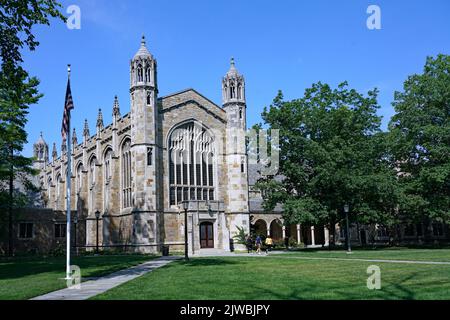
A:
[65,64,72,280]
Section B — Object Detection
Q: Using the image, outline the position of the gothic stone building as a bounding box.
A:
[27,37,448,255]
[32,37,255,254]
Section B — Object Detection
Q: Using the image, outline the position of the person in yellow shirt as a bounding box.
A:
[265,235,273,254]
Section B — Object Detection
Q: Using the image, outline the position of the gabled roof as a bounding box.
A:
[159,88,226,122]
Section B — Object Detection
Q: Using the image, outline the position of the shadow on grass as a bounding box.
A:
[0,255,155,281]
[287,245,450,254]
[243,272,420,300]
[381,273,418,300]
[178,258,240,267]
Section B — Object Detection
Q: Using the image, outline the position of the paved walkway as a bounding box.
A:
[31,256,181,300]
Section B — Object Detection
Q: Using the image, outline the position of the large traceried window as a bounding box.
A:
[169,123,215,206]
[122,139,132,208]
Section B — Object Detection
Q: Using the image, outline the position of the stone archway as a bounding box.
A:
[285,224,299,243]
[270,219,283,241]
[253,219,267,237]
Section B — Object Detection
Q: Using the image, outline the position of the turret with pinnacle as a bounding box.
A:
[83,119,90,144]
[222,57,246,130]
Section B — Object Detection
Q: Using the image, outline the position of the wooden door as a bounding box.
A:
[200,222,214,248]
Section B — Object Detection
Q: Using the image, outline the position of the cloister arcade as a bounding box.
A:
[251,215,330,247]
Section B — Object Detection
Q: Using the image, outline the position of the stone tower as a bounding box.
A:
[33,132,49,170]
[129,35,160,252]
[222,58,250,245]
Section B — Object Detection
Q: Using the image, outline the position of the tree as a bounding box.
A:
[232,226,249,246]
[0,0,66,68]
[256,82,399,246]
[388,55,450,240]
[0,0,65,255]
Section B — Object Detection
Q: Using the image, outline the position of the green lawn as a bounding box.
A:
[273,247,450,262]
[93,249,450,300]
[0,254,156,300]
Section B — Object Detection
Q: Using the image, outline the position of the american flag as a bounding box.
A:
[61,77,74,140]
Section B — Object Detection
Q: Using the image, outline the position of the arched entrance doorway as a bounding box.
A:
[200,222,214,248]
[270,219,283,241]
[253,219,267,237]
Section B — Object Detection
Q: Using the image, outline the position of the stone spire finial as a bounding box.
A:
[226,56,239,76]
[222,57,245,105]
[72,128,78,145]
[133,34,152,59]
[83,119,90,138]
[52,142,57,159]
[33,132,49,164]
[113,95,120,117]
[96,108,104,129]
[61,138,67,153]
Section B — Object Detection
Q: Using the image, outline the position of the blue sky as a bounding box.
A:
[23,0,450,156]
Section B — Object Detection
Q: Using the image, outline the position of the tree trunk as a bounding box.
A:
[8,144,14,257]
[328,220,336,249]
[424,217,433,244]
[396,224,402,246]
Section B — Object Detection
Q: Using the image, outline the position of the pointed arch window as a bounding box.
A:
[137,64,143,82]
[47,177,52,207]
[89,157,97,186]
[146,91,151,105]
[104,149,113,182]
[76,163,83,194]
[56,174,62,200]
[122,140,132,208]
[104,149,113,210]
[169,123,215,205]
[230,83,235,99]
[223,83,228,101]
[147,147,153,166]
[241,156,246,173]
[145,66,151,83]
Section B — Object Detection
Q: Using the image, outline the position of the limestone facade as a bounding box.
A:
[34,37,252,253]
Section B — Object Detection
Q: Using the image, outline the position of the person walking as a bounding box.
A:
[265,235,273,254]
[246,235,253,254]
[255,235,262,255]
[284,236,289,250]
